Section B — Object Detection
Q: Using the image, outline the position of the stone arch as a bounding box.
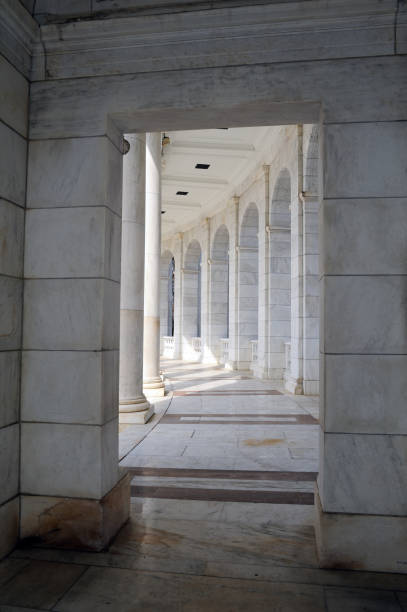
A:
[269,168,292,381]
[209,225,230,362]
[238,203,259,368]
[182,239,202,360]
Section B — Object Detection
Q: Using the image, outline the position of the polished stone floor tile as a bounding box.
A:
[0,560,86,610]
[325,587,403,611]
[109,498,318,569]
[54,566,326,612]
[0,558,30,588]
[5,362,404,611]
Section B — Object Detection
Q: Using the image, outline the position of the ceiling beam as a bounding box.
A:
[170,140,255,153]
[163,174,229,189]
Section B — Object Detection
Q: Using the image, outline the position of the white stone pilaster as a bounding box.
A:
[254,165,270,379]
[21,132,130,549]
[173,233,183,359]
[316,120,407,573]
[228,197,240,369]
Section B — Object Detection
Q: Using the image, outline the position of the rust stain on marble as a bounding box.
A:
[243,438,283,447]
[137,526,184,548]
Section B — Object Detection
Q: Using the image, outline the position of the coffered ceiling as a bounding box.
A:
[161,126,273,238]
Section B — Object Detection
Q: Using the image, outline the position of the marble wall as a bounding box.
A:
[2,0,405,572]
[0,51,29,558]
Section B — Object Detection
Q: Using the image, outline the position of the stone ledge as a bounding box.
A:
[20,473,131,552]
[315,484,407,574]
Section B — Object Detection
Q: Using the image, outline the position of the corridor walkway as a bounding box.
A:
[1,362,407,610]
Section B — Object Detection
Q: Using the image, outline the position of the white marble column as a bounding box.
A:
[119,133,153,423]
[316,120,407,574]
[143,133,165,396]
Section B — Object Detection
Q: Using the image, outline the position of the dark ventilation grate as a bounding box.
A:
[176,191,189,195]
[195,163,210,169]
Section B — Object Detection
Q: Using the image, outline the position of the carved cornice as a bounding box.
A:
[0,0,38,78]
[30,0,399,81]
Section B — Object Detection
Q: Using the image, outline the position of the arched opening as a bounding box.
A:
[209,225,230,364]
[238,203,259,370]
[269,168,292,383]
[160,249,175,358]
[182,239,202,360]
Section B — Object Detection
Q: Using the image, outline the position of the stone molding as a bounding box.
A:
[266,225,290,234]
[0,0,38,78]
[30,0,400,81]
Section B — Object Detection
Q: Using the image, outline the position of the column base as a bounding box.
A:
[315,484,407,574]
[284,374,304,395]
[143,376,165,397]
[119,394,151,413]
[20,473,131,552]
[119,404,154,424]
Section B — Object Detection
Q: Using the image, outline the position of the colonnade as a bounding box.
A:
[159,126,320,395]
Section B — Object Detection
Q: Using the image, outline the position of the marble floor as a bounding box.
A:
[1,360,407,611]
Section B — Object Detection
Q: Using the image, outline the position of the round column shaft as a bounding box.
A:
[143,133,165,396]
[119,133,152,419]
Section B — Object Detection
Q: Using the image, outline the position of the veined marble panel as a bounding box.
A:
[0,54,28,137]
[21,421,118,499]
[315,488,407,574]
[324,122,407,198]
[22,350,119,425]
[0,199,24,278]
[319,432,407,515]
[27,137,122,215]
[0,122,26,207]
[23,278,119,350]
[322,198,407,275]
[324,354,407,434]
[0,425,19,506]
[0,277,22,351]
[0,352,20,429]
[25,207,121,281]
[29,57,407,141]
[323,275,407,355]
